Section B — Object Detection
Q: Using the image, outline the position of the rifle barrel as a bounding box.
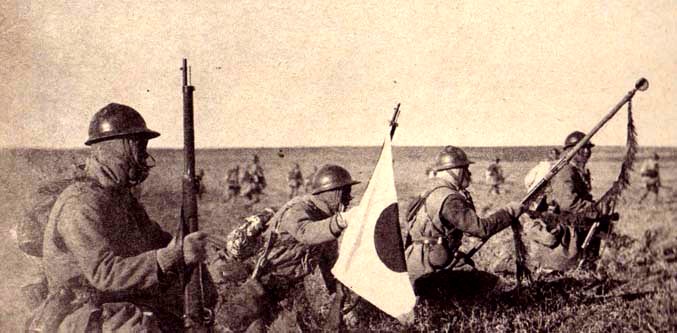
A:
[521,78,649,207]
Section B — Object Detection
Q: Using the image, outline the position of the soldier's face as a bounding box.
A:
[576,146,592,165]
[460,167,472,188]
[127,138,154,184]
[340,186,353,208]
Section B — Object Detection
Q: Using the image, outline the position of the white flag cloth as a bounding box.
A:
[332,134,416,319]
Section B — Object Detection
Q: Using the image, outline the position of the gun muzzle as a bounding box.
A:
[635,78,649,91]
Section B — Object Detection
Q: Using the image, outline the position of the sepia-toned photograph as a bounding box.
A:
[1,1,675,332]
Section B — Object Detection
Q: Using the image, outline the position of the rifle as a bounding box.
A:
[180,58,214,331]
[459,78,650,275]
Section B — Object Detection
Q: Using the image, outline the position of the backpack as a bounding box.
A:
[403,185,451,248]
[16,177,86,257]
[223,208,276,261]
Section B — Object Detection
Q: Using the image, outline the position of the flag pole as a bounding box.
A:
[389,103,401,140]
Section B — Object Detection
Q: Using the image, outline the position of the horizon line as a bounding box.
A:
[2,144,676,151]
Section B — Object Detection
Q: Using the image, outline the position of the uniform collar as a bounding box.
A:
[430,176,460,192]
[568,161,588,175]
[306,194,334,217]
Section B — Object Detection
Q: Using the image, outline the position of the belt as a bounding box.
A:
[413,236,445,245]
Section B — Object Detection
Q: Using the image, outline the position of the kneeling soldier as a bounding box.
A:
[32,103,211,332]
[405,146,523,297]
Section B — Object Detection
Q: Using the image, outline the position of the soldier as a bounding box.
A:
[224,165,241,202]
[485,157,505,195]
[523,131,614,272]
[225,164,359,332]
[32,103,211,332]
[524,148,561,191]
[638,152,661,204]
[195,168,206,199]
[425,166,436,179]
[304,165,319,193]
[287,162,304,199]
[241,154,266,205]
[404,146,523,297]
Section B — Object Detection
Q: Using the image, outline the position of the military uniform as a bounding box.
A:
[38,156,183,332]
[224,166,241,201]
[525,162,604,271]
[405,178,517,293]
[287,165,303,199]
[29,103,204,332]
[224,194,345,332]
[639,156,661,204]
[241,162,266,203]
[485,161,504,195]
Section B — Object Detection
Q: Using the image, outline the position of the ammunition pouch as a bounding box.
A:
[415,230,463,269]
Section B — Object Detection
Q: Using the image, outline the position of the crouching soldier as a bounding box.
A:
[223,164,359,332]
[404,146,523,297]
[523,131,615,272]
[29,103,213,332]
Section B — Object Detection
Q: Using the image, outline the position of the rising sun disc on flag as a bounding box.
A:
[373,203,407,272]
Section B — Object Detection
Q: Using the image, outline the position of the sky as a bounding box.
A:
[1,1,675,148]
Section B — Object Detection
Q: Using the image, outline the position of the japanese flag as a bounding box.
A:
[332,134,416,319]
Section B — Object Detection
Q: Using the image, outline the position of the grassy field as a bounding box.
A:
[1,146,675,332]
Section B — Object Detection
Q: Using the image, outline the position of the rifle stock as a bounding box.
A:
[181,58,213,332]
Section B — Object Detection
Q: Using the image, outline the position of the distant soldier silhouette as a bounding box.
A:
[195,168,206,199]
[241,154,266,206]
[224,165,241,202]
[639,152,662,204]
[485,158,505,195]
[304,165,319,193]
[287,162,304,199]
[425,166,436,179]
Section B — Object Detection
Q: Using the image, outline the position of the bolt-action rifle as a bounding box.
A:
[179,58,215,332]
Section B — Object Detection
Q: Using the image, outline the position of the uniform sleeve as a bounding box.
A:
[279,205,342,245]
[57,199,162,293]
[440,196,513,239]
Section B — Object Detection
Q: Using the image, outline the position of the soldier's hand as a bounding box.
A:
[505,201,525,218]
[184,231,209,265]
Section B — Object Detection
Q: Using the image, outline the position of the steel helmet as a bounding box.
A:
[563,131,594,150]
[85,103,160,146]
[310,164,360,194]
[432,146,474,171]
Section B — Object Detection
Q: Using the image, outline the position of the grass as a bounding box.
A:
[1,146,675,332]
